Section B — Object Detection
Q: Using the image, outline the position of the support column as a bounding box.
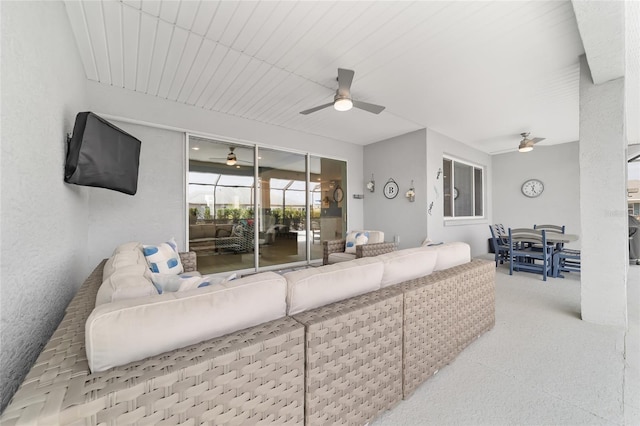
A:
[579,55,627,327]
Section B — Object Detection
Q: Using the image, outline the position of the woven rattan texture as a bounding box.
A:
[356,242,397,258]
[179,251,197,272]
[293,287,403,426]
[322,239,346,265]
[399,259,495,398]
[456,260,495,350]
[401,272,458,398]
[1,261,305,426]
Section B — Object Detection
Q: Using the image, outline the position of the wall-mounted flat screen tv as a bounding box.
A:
[64,112,141,195]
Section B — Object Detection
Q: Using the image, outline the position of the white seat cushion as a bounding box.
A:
[285,257,384,315]
[422,242,471,271]
[377,247,438,288]
[86,271,287,372]
[327,252,356,264]
[113,241,143,255]
[102,250,147,281]
[95,264,156,306]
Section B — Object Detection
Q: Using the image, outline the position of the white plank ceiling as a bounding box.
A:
[64,0,587,153]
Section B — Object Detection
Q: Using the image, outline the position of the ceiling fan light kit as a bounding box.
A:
[226,147,237,166]
[300,68,385,115]
[334,97,353,112]
[517,132,545,153]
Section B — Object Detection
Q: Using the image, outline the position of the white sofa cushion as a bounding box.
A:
[327,252,356,264]
[102,250,147,281]
[95,264,156,306]
[113,241,143,254]
[377,247,439,288]
[285,257,384,315]
[422,242,471,271]
[86,271,287,372]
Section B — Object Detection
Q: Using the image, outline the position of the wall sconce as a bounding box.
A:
[405,180,415,202]
[366,174,375,192]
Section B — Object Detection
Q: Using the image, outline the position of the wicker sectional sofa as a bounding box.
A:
[1,244,495,425]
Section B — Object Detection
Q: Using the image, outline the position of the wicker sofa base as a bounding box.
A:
[0,261,305,426]
[293,287,404,426]
[1,258,495,425]
[401,259,495,398]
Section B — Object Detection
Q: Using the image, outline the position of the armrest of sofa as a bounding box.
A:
[356,242,398,258]
[322,239,346,265]
[179,251,197,272]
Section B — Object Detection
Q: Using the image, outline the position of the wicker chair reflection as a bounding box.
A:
[323,230,397,265]
[508,228,555,281]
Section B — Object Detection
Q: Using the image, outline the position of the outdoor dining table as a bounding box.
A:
[544,232,579,245]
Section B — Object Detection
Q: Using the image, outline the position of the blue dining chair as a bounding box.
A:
[508,228,555,281]
[489,224,509,267]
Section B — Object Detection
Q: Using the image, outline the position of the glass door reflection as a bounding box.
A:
[257,148,308,268]
[309,156,347,262]
[188,137,255,274]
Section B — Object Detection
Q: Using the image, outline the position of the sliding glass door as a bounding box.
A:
[257,148,307,268]
[188,135,346,274]
[188,138,255,274]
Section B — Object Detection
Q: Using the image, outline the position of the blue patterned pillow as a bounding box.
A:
[345,231,370,254]
[143,238,183,274]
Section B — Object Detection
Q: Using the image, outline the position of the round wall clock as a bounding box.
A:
[521,179,544,198]
[383,178,399,199]
[333,186,344,202]
[453,187,459,200]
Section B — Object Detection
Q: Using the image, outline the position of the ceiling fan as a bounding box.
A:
[209,147,251,166]
[518,132,546,152]
[300,68,385,115]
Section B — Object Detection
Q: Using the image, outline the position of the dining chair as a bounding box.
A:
[552,248,581,278]
[533,224,566,233]
[508,228,555,281]
[489,224,509,267]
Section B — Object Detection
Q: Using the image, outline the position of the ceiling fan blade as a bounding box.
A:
[337,68,354,95]
[299,102,334,115]
[352,100,385,114]
[531,137,546,144]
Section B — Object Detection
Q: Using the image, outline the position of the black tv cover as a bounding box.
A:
[64,112,141,195]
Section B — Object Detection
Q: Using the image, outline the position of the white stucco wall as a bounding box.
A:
[87,122,186,268]
[492,142,581,249]
[86,82,365,237]
[363,129,428,249]
[0,1,88,411]
[426,129,493,257]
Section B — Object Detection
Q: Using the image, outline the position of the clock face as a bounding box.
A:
[383,180,399,199]
[521,179,544,198]
[453,187,459,200]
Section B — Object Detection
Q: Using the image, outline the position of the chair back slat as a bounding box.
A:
[509,228,546,245]
[533,224,565,233]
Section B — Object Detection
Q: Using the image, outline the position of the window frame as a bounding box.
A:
[443,155,485,220]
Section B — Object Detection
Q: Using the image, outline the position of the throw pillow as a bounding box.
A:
[143,238,184,274]
[345,231,370,254]
[151,272,202,294]
[178,272,237,292]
